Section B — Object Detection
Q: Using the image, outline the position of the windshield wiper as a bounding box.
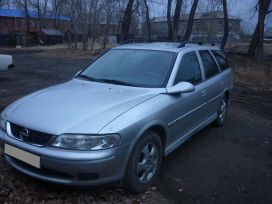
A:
[77,74,98,82]
[97,79,137,87]
[77,75,139,87]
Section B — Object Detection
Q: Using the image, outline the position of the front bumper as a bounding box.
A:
[0,128,131,185]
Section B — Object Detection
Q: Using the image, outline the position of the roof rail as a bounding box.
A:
[120,39,216,48]
[178,41,215,48]
[120,38,178,45]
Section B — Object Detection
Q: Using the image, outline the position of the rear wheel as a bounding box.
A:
[124,131,162,193]
[215,95,228,126]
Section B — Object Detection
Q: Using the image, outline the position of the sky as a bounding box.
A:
[229,0,259,34]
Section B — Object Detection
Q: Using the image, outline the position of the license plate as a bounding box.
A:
[4,144,40,168]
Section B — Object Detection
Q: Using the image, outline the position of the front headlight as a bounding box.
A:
[0,112,7,131]
[51,134,121,150]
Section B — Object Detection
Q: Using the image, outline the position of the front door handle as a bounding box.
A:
[201,90,207,97]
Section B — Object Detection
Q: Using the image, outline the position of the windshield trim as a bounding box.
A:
[76,49,178,88]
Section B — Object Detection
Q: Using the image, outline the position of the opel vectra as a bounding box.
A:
[0,42,233,193]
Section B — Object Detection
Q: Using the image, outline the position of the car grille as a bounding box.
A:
[9,122,53,146]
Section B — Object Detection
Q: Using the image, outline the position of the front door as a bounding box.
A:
[167,51,208,146]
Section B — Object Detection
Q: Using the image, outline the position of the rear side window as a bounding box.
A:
[199,50,220,79]
[212,50,229,71]
[174,52,202,85]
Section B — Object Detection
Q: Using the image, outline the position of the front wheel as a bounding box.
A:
[215,95,228,126]
[123,131,162,193]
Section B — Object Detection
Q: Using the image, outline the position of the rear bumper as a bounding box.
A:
[1,128,131,186]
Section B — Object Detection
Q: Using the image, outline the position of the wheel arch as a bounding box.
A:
[123,121,169,175]
[223,89,230,105]
[132,121,168,153]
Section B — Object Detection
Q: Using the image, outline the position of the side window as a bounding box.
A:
[199,50,220,79]
[174,52,202,85]
[212,50,229,71]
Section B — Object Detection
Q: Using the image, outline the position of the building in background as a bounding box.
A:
[144,11,241,42]
[0,8,71,34]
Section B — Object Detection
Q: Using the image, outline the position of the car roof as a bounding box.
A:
[113,42,220,53]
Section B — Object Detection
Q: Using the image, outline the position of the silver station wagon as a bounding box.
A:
[0,42,233,193]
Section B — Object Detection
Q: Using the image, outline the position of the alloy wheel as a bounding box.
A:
[219,99,227,123]
[136,142,159,184]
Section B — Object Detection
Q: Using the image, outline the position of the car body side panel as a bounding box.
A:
[99,91,208,155]
[199,74,224,118]
[169,85,209,144]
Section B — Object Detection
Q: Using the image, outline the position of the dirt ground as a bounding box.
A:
[0,49,271,204]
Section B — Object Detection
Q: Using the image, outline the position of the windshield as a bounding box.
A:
[78,49,176,88]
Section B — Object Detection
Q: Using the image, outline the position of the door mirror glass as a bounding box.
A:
[166,82,195,95]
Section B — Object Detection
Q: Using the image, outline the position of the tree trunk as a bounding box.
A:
[247,0,271,59]
[68,31,71,49]
[221,0,229,49]
[24,0,30,33]
[120,0,135,42]
[144,0,151,39]
[167,0,173,40]
[173,0,182,41]
[74,33,78,48]
[183,0,199,42]
[83,34,87,50]
[36,0,42,31]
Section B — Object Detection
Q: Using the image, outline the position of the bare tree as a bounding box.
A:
[173,0,182,41]
[31,0,50,31]
[36,0,42,30]
[20,0,31,32]
[220,0,228,49]
[120,0,135,42]
[167,0,172,40]
[105,0,114,36]
[183,0,199,42]
[143,0,151,39]
[248,0,272,59]
[51,0,66,28]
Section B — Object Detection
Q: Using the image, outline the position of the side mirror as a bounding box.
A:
[166,82,195,95]
[74,70,82,78]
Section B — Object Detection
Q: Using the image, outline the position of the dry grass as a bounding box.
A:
[229,53,272,91]
[228,43,272,56]
[33,42,117,59]
[34,48,98,59]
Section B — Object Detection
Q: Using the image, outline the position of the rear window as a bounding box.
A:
[212,50,229,71]
[199,50,220,79]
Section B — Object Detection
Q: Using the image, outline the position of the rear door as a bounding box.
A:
[197,50,223,119]
[211,50,233,92]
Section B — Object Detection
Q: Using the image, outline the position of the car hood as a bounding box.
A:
[7,79,161,135]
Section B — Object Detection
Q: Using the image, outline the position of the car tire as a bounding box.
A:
[215,95,228,126]
[124,131,163,193]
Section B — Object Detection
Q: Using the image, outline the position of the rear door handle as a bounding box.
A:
[220,81,224,87]
[201,90,207,97]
